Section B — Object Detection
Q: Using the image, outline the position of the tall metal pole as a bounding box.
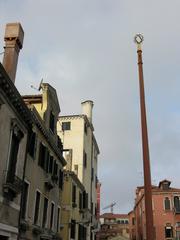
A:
[134,34,154,240]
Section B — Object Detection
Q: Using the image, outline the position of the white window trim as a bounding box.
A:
[49,201,55,231]
[42,196,49,228]
[163,197,171,211]
[57,206,61,232]
[23,179,30,220]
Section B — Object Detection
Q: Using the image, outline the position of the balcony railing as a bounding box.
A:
[3,170,22,200]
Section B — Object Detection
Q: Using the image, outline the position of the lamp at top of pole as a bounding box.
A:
[134,33,144,50]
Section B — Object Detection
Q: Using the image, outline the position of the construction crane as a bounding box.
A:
[103,202,116,213]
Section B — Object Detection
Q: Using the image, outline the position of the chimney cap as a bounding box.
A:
[4,22,24,48]
[81,100,94,105]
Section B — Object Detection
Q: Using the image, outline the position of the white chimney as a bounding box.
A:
[81,100,94,123]
[3,23,24,83]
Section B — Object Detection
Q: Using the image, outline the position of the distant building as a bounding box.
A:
[60,170,87,240]
[58,100,100,240]
[133,179,180,240]
[20,83,66,240]
[97,213,130,240]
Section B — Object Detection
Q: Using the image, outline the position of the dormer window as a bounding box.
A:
[49,111,55,133]
[159,180,171,190]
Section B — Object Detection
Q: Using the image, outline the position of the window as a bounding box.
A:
[34,191,41,225]
[62,122,71,131]
[176,230,180,240]
[45,150,50,173]
[91,168,94,181]
[165,226,173,238]
[84,123,87,134]
[83,152,87,168]
[7,125,23,183]
[57,207,61,232]
[49,156,54,174]
[70,220,76,239]
[174,196,180,212]
[49,111,55,133]
[74,164,78,176]
[21,181,29,219]
[72,184,76,204]
[50,202,55,230]
[53,161,58,176]
[164,197,171,210]
[59,169,64,190]
[42,197,48,228]
[91,202,93,214]
[83,191,88,209]
[79,192,83,210]
[38,143,46,169]
[28,132,36,158]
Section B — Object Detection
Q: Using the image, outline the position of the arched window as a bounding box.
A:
[164,197,171,210]
[174,196,180,212]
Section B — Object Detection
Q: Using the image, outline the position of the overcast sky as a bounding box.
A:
[1,0,180,214]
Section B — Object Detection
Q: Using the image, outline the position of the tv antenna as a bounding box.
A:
[30,78,43,91]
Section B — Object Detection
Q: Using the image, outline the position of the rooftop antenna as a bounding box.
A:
[30,78,43,91]
[38,78,43,91]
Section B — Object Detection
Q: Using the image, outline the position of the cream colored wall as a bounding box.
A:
[58,118,84,182]
[58,116,99,240]
[61,173,84,240]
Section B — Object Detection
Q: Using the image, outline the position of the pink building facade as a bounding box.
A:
[133,180,180,240]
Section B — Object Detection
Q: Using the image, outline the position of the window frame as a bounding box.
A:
[21,179,30,220]
[62,121,71,131]
[33,190,41,225]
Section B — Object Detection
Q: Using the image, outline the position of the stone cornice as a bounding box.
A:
[0,63,32,127]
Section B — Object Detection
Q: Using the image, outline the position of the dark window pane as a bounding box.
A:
[165,197,170,210]
[57,207,60,232]
[62,122,71,131]
[83,152,87,168]
[174,197,180,211]
[165,227,173,238]
[79,192,82,210]
[59,169,64,190]
[49,156,54,174]
[28,132,36,158]
[21,182,29,219]
[38,143,46,169]
[42,197,48,228]
[72,185,76,204]
[34,191,40,224]
[7,133,20,182]
[70,220,76,239]
[50,203,55,229]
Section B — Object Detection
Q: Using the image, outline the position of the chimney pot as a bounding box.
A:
[3,23,24,83]
[81,100,94,123]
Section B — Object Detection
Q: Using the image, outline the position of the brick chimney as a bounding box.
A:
[81,100,94,123]
[3,23,24,83]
